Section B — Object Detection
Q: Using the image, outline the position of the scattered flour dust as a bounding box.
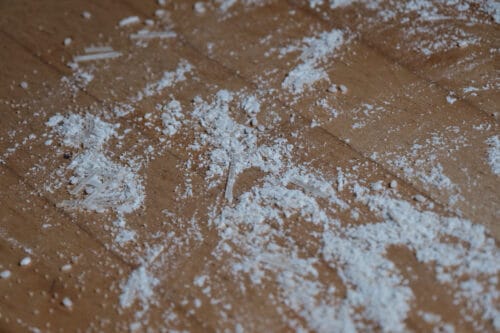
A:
[215,0,269,12]
[46,113,117,149]
[160,99,184,136]
[119,266,159,309]
[281,29,346,94]
[135,60,192,102]
[182,91,500,332]
[190,90,292,191]
[380,132,467,207]
[59,150,144,214]
[30,3,499,329]
[211,167,499,332]
[309,0,364,8]
[119,244,168,330]
[486,135,500,175]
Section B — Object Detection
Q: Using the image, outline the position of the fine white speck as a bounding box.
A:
[446,94,457,104]
[81,11,91,19]
[0,270,11,279]
[194,2,207,14]
[19,257,32,267]
[119,16,140,27]
[194,299,202,308]
[486,135,500,175]
[413,194,426,202]
[62,297,73,309]
[61,264,72,272]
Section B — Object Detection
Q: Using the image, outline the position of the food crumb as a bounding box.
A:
[61,264,72,272]
[194,2,206,14]
[119,16,140,27]
[413,194,426,202]
[446,94,457,104]
[0,270,11,279]
[81,11,91,19]
[62,297,73,309]
[19,257,32,267]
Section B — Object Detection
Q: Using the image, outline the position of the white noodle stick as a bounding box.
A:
[84,46,114,53]
[119,16,140,27]
[225,160,237,203]
[130,31,176,40]
[73,51,122,63]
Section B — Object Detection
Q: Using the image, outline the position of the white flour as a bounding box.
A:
[47,113,144,214]
[486,135,500,175]
[11,1,498,332]
[282,29,345,94]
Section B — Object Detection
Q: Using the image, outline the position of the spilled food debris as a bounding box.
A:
[0,1,498,332]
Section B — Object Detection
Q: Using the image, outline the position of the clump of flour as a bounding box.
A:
[47,113,144,214]
[281,29,345,94]
[486,135,500,175]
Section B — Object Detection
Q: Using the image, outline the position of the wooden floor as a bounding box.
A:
[0,1,498,332]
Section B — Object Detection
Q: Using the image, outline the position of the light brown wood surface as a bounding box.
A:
[0,1,498,332]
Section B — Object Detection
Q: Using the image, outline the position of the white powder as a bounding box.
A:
[168,85,498,330]
[60,264,72,272]
[361,193,500,330]
[119,16,140,27]
[211,167,499,331]
[215,0,268,12]
[282,29,345,94]
[194,2,207,14]
[486,135,500,175]
[239,94,260,116]
[19,257,32,266]
[217,0,237,11]
[115,228,137,244]
[283,62,328,95]
[119,266,159,309]
[81,11,91,19]
[161,100,184,136]
[139,60,192,100]
[26,4,499,330]
[482,0,500,23]
[310,0,381,10]
[47,113,144,214]
[0,270,11,279]
[329,0,356,8]
[183,94,499,329]
[382,133,465,207]
[62,297,73,309]
[47,113,117,149]
[446,94,457,104]
[309,0,324,8]
[194,275,208,287]
[190,90,291,189]
[57,150,144,214]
